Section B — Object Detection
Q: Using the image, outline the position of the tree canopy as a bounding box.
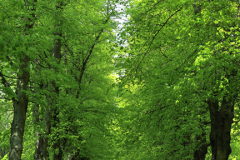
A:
[0,0,240,160]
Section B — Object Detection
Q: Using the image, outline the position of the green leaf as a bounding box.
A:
[3,87,17,100]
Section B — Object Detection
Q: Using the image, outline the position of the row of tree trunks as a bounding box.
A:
[7,0,112,159]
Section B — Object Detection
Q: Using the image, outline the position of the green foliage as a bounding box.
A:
[0,0,120,159]
[115,0,240,159]
[1,0,240,159]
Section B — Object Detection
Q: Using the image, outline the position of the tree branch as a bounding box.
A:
[136,6,184,73]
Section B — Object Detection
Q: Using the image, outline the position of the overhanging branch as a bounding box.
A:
[136,6,184,73]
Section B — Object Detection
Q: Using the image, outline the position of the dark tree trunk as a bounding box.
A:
[9,55,30,160]
[208,96,235,160]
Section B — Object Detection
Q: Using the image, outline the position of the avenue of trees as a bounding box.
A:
[0,0,240,160]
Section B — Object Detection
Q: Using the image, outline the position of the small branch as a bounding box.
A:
[136,6,184,72]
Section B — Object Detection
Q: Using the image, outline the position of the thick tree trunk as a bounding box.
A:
[9,55,30,160]
[208,96,235,160]
[9,0,37,159]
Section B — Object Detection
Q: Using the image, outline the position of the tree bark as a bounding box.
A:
[208,96,235,160]
[9,55,30,160]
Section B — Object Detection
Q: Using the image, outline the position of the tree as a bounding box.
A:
[0,0,37,159]
[116,0,240,159]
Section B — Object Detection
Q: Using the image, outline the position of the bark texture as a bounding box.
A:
[208,96,235,160]
[9,55,30,160]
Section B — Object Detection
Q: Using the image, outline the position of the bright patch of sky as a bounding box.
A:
[111,0,130,48]
[109,0,130,78]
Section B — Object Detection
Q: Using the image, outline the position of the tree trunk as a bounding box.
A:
[33,102,50,160]
[9,55,30,160]
[33,84,52,160]
[9,0,37,159]
[51,1,65,159]
[32,70,50,160]
[208,96,235,160]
